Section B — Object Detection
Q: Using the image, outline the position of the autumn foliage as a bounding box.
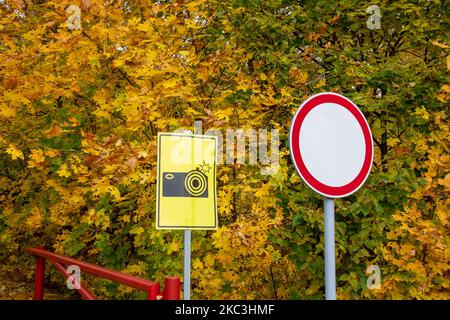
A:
[0,0,448,299]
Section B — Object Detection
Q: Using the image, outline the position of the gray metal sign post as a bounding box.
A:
[183,229,191,300]
[324,197,336,300]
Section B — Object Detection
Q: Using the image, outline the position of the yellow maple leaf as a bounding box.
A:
[204,254,215,268]
[167,240,181,254]
[193,259,203,270]
[28,149,46,169]
[120,215,131,223]
[45,149,60,158]
[105,185,121,201]
[26,207,42,229]
[6,144,24,160]
[30,149,45,163]
[414,106,430,120]
[0,105,16,118]
[387,138,400,147]
[280,87,291,97]
[92,180,122,201]
[71,189,87,205]
[57,163,71,178]
[215,253,232,265]
[436,92,447,103]
[438,174,450,190]
[130,226,144,235]
[430,40,448,49]
[113,58,126,68]
[123,262,147,277]
[436,206,449,226]
[161,78,179,88]
[289,67,308,85]
[314,78,326,88]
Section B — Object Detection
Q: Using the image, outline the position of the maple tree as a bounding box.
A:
[0,0,448,299]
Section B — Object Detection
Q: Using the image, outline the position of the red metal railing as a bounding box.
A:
[26,247,180,300]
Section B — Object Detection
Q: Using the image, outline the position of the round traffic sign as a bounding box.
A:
[289,92,373,198]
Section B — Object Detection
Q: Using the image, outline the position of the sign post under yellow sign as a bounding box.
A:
[156,132,217,230]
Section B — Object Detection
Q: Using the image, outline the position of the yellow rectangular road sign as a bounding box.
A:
[156,133,217,230]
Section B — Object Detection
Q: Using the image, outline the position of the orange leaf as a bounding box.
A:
[44,125,63,138]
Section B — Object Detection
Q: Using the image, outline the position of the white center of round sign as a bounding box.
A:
[289,92,373,198]
[298,103,365,187]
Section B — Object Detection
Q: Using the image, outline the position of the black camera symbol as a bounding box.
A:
[162,169,208,198]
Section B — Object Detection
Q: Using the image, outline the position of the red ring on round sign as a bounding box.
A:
[289,93,373,198]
